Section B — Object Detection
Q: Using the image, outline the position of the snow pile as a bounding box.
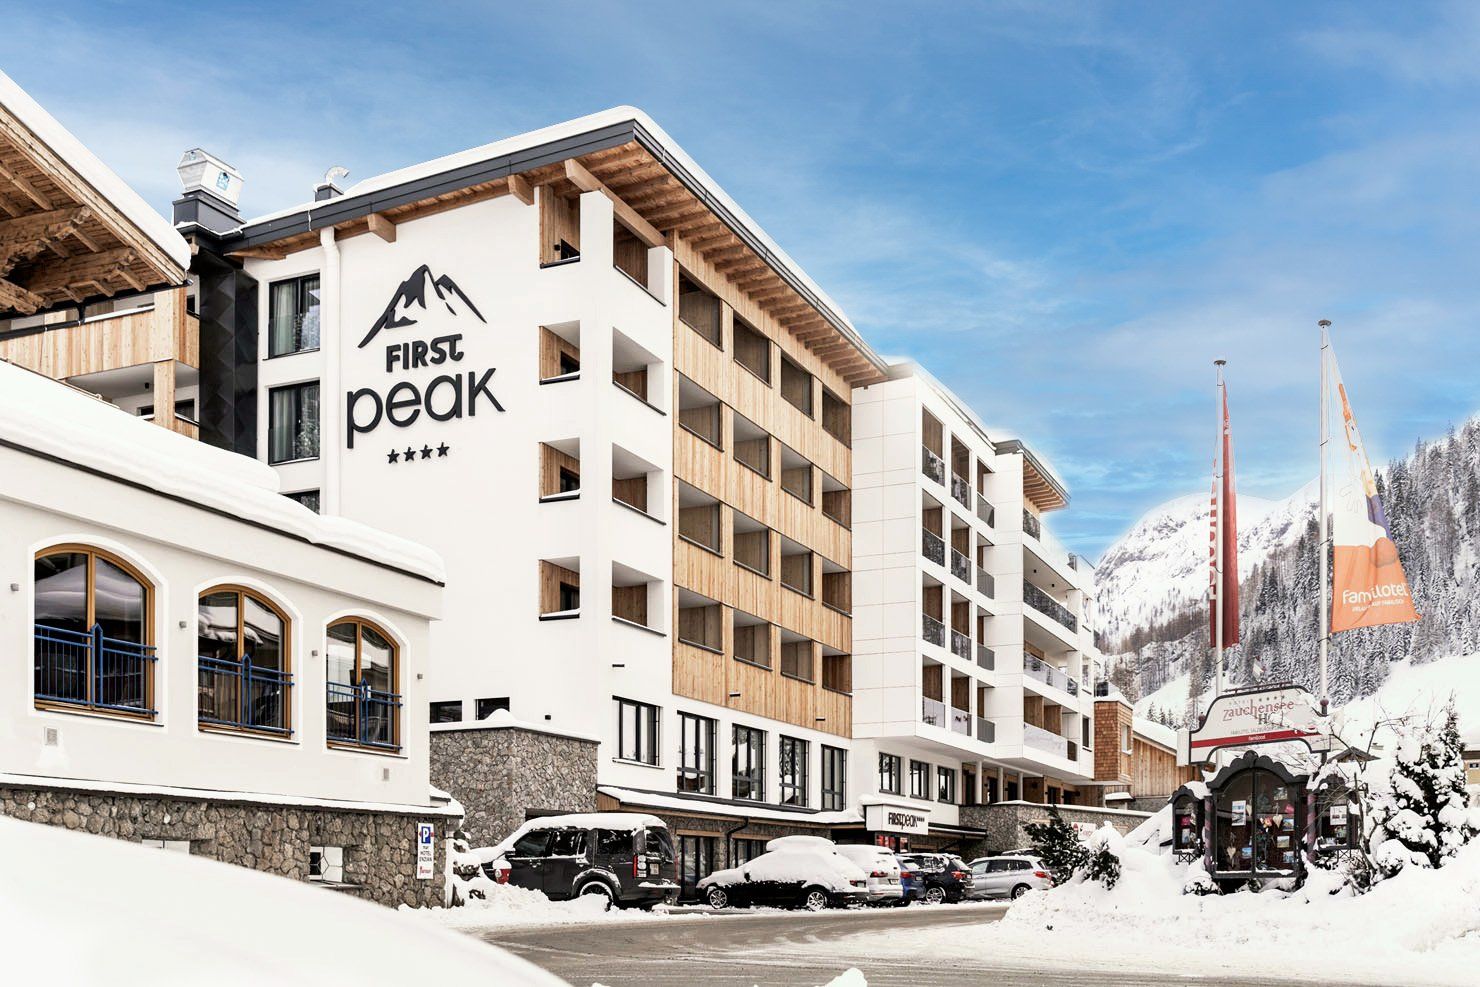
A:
[433,874,618,931]
[0,816,567,986]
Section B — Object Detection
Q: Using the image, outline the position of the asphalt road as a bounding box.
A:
[471,905,1391,987]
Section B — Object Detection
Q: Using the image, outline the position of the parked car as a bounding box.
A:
[897,852,973,904]
[481,812,679,909]
[894,854,925,904]
[699,846,869,911]
[968,854,1053,900]
[765,836,904,906]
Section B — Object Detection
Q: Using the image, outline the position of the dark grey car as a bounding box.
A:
[491,817,679,909]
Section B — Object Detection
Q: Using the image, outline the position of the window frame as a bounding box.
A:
[779,735,810,807]
[937,766,957,804]
[614,696,660,766]
[879,752,902,795]
[267,272,322,358]
[267,380,321,465]
[909,759,931,799]
[821,745,846,811]
[677,711,717,794]
[732,724,767,802]
[324,616,401,754]
[196,584,293,738]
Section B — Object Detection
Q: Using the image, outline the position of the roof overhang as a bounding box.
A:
[996,438,1069,511]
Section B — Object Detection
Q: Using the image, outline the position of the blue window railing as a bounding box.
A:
[34,623,156,715]
[199,656,293,735]
[326,681,401,752]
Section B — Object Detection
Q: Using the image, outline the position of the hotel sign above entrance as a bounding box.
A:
[1179,684,1331,766]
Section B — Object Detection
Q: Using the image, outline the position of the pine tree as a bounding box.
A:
[1083,828,1122,889]
[1370,701,1479,876]
[1024,806,1088,885]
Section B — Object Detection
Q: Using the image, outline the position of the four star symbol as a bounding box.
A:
[387,442,451,465]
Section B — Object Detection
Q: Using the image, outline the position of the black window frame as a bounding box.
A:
[267,380,320,465]
[879,752,901,795]
[677,711,717,795]
[476,696,510,719]
[286,489,321,513]
[779,735,810,808]
[267,273,322,358]
[909,759,930,799]
[614,696,660,765]
[732,724,767,801]
[429,700,462,723]
[821,745,846,811]
[937,766,957,804]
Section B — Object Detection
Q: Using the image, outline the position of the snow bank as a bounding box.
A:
[428,877,622,931]
[0,816,567,986]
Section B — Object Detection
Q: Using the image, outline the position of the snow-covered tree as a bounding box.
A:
[1369,702,1479,877]
[1024,806,1088,885]
[1082,826,1122,890]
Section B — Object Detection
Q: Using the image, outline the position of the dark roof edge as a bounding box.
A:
[996,438,1071,508]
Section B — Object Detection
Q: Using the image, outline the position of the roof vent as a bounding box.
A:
[315,166,350,201]
[177,149,243,209]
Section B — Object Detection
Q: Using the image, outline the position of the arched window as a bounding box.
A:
[198,586,292,735]
[325,618,400,752]
[34,546,155,716]
[1213,768,1304,876]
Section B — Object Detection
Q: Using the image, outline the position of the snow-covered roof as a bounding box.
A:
[428,707,600,743]
[1134,716,1179,752]
[0,360,444,583]
[0,69,191,272]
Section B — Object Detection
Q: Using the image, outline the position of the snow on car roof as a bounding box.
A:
[517,812,665,832]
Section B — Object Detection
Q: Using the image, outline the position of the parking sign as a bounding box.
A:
[416,822,435,880]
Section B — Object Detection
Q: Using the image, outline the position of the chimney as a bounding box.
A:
[315,166,350,202]
[173,148,244,234]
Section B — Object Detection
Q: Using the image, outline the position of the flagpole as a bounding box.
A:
[1318,320,1331,715]
[1214,359,1226,701]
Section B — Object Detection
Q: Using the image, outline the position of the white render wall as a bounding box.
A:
[0,443,441,807]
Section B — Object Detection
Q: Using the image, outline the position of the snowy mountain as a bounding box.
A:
[1095,480,1318,649]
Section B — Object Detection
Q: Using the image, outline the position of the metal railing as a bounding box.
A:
[1024,722,1070,759]
[1023,581,1078,633]
[976,493,996,527]
[950,548,970,583]
[921,696,947,728]
[950,628,971,661]
[976,644,995,670]
[326,681,402,751]
[199,656,293,734]
[922,613,946,648]
[1024,655,1074,693]
[976,567,995,598]
[976,716,996,743]
[950,473,971,507]
[1022,508,1041,540]
[922,528,946,566]
[950,706,971,735]
[34,623,156,715]
[921,446,945,486]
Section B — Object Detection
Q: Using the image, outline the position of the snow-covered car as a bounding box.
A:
[698,846,869,911]
[968,854,1053,899]
[481,812,679,910]
[766,836,904,905]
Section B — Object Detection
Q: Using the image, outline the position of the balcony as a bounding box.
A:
[198,656,292,735]
[1023,722,1069,759]
[922,446,945,486]
[922,696,947,728]
[1023,581,1078,633]
[976,645,995,670]
[922,528,945,566]
[976,493,996,527]
[34,622,155,715]
[950,548,970,583]
[976,716,996,743]
[922,613,945,648]
[326,681,402,751]
[950,628,971,662]
[950,706,971,736]
[950,473,971,508]
[976,567,995,598]
[1022,508,1042,541]
[1024,654,1075,694]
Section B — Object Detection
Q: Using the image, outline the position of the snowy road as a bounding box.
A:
[470,905,1391,986]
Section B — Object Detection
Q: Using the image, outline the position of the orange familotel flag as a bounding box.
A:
[1209,386,1239,647]
[1328,347,1420,633]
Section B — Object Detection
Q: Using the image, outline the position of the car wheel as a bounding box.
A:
[800,887,830,912]
[923,885,947,905]
[1010,883,1031,900]
[578,880,616,910]
[705,886,730,910]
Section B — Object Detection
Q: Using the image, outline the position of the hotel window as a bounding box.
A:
[780,445,813,504]
[1121,723,1133,753]
[268,274,321,357]
[732,725,767,801]
[779,736,810,807]
[879,753,902,795]
[779,537,813,597]
[821,649,851,695]
[325,618,400,752]
[780,355,814,417]
[678,375,723,449]
[909,760,930,799]
[732,611,772,669]
[539,187,580,265]
[732,317,771,384]
[821,473,851,528]
[678,712,716,794]
[732,412,771,478]
[677,590,723,652]
[539,441,581,501]
[309,845,345,884]
[197,586,291,736]
[937,767,957,804]
[429,700,463,723]
[731,837,766,867]
[268,381,320,464]
[136,398,197,423]
[780,635,813,683]
[539,324,581,382]
[821,746,846,811]
[615,697,659,765]
[477,697,510,719]
[821,386,850,446]
[731,511,771,577]
[286,489,321,513]
[539,560,581,617]
[678,273,721,347]
[33,547,154,717]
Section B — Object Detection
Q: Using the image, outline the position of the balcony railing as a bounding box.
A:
[1022,508,1042,540]
[950,628,971,661]
[950,473,971,508]
[976,493,996,527]
[1024,722,1070,759]
[34,623,156,715]
[950,548,970,583]
[976,645,995,670]
[976,716,996,743]
[922,528,945,566]
[922,696,947,728]
[922,613,946,648]
[326,681,402,751]
[198,656,292,735]
[1023,581,1078,633]
[976,567,995,598]
[950,706,971,735]
[1024,655,1074,694]
[922,446,945,486]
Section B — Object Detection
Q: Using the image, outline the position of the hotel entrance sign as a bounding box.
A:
[1179,684,1330,766]
[865,803,930,835]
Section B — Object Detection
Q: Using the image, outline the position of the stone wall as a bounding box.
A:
[959,801,1151,855]
[0,784,454,908]
[430,724,598,845]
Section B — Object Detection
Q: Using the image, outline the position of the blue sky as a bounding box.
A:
[8,2,1478,557]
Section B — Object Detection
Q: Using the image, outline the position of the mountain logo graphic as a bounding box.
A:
[358,264,486,348]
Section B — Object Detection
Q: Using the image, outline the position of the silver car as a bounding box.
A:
[968,855,1053,900]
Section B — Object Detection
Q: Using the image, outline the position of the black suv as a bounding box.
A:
[897,852,972,904]
[488,815,679,909]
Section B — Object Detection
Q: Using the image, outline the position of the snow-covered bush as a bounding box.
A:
[1368,702,1479,878]
[1082,825,1123,890]
[1024,805,1089,885]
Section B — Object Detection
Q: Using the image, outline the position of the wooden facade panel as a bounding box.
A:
[674,640,726,707]
[0,287,196,380]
